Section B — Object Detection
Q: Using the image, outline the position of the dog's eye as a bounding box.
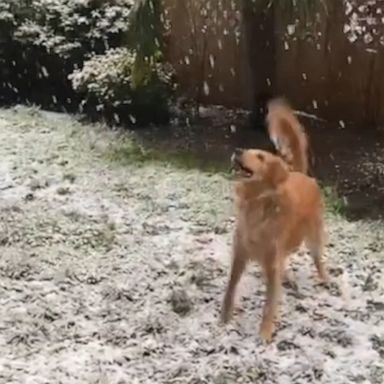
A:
[256,153,265,161]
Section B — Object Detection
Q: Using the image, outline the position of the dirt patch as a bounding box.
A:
[0,107,383,383]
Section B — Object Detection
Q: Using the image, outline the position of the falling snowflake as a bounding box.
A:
[203,81,210,96]
[209,54,215,69]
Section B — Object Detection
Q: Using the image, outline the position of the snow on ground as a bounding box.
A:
[0,107,383,384]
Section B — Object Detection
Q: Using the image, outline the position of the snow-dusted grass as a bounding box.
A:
[0,106,383,384]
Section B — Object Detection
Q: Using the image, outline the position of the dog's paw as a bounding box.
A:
[321,273,331,286]
[316,273,331,288]
[220,309,232,325]
[259,321,276,343]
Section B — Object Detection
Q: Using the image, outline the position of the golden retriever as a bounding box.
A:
[220,148,328,342]
[266,98,310,174]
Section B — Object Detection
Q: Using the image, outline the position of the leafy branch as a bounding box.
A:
[128,0,163,88]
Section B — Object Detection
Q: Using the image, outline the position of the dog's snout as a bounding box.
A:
[231,148,243,165]
[234,148,244,157]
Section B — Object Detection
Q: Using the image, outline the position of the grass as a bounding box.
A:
[106,139,228,174]
[106,138,348,217]
[322,185,348,216]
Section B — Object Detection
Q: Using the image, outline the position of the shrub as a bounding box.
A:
[0,0,176,125]
[69,47,175,125]
[11,0,134,59]
[0,0,175,126]
[0,0,135,106]
[2,0,135,106]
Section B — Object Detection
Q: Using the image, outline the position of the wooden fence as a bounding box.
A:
[162,0,384,128]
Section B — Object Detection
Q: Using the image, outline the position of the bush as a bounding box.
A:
[11,0,133,58]
[0,0,174,126]
[69,47,175,125]
[0,0,134,105]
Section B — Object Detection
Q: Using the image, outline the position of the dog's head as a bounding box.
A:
[231,148,289,186]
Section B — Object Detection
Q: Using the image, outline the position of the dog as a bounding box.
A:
[266,98,310,174]
[220,148,328,342]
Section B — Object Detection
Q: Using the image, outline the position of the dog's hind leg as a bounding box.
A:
[221,235,248,324]
[305,215,329,283]
[280,256,298,291]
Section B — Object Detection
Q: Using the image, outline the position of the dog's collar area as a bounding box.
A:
[256,190,277,200]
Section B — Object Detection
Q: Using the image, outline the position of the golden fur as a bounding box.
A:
[221,149,328,342]
[266,98,309,174]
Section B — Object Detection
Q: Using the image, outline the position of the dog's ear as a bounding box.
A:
[269,158,289,186]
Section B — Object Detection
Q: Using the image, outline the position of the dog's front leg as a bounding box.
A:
[259,251,282,342]
[221,233,247,324]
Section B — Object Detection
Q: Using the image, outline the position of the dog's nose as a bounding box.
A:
[231,148,243,165]
[234,148,244,156]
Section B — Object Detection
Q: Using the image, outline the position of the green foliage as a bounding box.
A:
[67,0,175,126]
[129,0,163,59]
[12,0,133,59]
[322,185,348,216]
[128,0,164,89]
[69,47,175,125]
[0,0,174,126]
[0,0,134,106]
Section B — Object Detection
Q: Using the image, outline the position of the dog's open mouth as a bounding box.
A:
[231,153,253,178]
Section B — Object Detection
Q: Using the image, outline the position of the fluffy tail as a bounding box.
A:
[266,98,310,175]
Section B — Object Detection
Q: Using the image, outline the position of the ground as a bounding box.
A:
[0,106,383,384]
